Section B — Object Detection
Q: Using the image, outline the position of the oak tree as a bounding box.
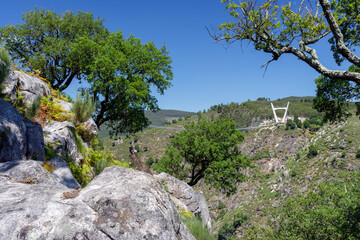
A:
[0,7,108,91]
[153,117,250,194]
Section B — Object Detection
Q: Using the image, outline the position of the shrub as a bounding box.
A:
[145,157,155,167]
[266,172,360,240]
[285,119,296,130]
[172,119,178,124]
[218,211,249,240]
[294,116,302,128]
[356,149,360,159]
[0,47,10,86]
[308,145,318,158]
[71,91,95,126]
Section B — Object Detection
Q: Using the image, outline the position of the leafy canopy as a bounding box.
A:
[1,8,173,134]
[153,117,250,195]
[82,31,173,134]
[0,7,108,91]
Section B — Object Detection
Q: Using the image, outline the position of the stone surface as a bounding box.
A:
[0,98,45,162]
[2,70,51,105]
[48,156,81,189]
[43,120,84,164]
[81,117,99,135]
[0,166,195,240]
[155,172,212,232]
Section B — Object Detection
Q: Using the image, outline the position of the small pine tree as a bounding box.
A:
[71,91,95,126]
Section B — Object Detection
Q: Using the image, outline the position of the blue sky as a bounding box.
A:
[0,0,350,112]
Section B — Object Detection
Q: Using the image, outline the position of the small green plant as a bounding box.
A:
[308,145,318,158]
[172,119,178,124]
[181,215,216,240]
[218,211,249,240]
[25,96,41,120]
[71,90,95,126]
[356,149,360,159]
[145,157,155,167]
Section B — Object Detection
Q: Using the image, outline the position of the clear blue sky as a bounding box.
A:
[0,0,349,112]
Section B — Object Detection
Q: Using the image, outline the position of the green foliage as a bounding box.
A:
[25,96,41,120]
[0,7,107,91]
[71,91,95,126]
[40,95,71,122]
[308,144,318,158]
[314,65,360,122]
[218,210,249,240]
[252,148,270,160]
[172,119,178,124]
[294,116,302,128]
[217,0,360,120]
[356,149,360,159]
[86,31,173,135]
[303,116,324,132]
[153,117,250,195]
[0,47,10,86]
[181,216,216,240]
[145,157,155,167]
[265,172,360,240]
[285,119,296,130]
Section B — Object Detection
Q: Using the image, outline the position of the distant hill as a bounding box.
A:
[145,109,196,126]
[98,109,195,138]
[207,96,322,128]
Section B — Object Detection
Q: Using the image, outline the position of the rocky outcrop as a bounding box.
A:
[155,172,212,232]
[47,156,81,189]
[43,120,84,165]
[0,98,44,162]
[0,165,195,240]
[2,70,51,105]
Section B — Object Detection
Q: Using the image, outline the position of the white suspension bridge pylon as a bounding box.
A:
[271,102,289,123]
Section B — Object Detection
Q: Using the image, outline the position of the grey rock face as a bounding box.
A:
[0,166,195,240]
[0,99,45,162]
[2,70,51,105]
[155,172,212,232]
[43,120,84,164]
[48,156,81,189]
[81,117,99,135]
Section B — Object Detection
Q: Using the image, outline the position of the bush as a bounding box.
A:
[0,47,10,86]
[71,91,95,126]
[294,116,302,128]
[356,149,360,159]
[145,157,155,167]
[285,119,296,130]
[218,211,249,240]
[265,172,360,240]
[172,119,178,124]
[308,145,318,158]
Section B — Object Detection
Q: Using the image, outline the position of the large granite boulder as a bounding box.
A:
[2,70,51,105]
[43,120,84,165]
[155,172,212,232]
[47,156,81,189]
[0,165,195,240]
[0,98,45,162]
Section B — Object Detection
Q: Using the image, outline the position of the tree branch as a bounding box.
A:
[319,0,360,67]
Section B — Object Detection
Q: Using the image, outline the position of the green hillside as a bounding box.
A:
[101,96,360,239]
[98,109,195,138]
